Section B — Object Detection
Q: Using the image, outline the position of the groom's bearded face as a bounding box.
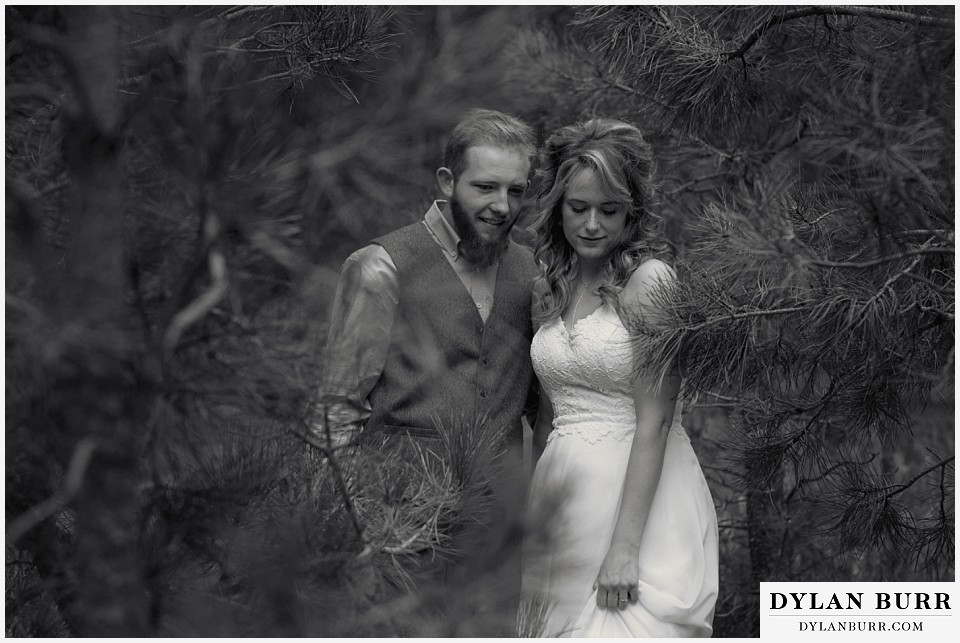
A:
[449,194,512,268]
[444,145,530,268]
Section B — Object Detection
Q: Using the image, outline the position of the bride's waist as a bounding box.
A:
[549,416,687,445]
[549,416,634,445]
[552,412,634,429]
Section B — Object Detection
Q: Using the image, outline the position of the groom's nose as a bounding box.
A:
[488,190,509,214]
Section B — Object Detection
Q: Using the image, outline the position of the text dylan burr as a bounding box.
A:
[770,592,951,610]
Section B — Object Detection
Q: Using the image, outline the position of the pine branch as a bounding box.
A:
[162,196,229,355]
[902,271,955,296]
[6,438,98,544]
[937,460,950,522]
[852,241,935,327]
[198,4,268,29]
[828,5,953,28]
[809,246,954,269]
[785,453,877,503]
[289,421,366,544]
[726,6,953,59]
[882,456,955,502]
[725,7,827,59]
[683,305,807,333]
[379,502,444,556]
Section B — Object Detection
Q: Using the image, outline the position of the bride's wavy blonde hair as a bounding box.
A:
[532,118,666,324]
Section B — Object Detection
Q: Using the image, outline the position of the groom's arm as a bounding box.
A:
[530,389,554,466]
[522,376,540,434]
[315,245,398,448]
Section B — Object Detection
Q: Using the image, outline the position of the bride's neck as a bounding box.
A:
[578,265,603,286]
[576,255,606,284]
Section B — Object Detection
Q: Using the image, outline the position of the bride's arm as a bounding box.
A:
[594,259,678,610]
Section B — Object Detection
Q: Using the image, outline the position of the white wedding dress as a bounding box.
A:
[521,304,719,638]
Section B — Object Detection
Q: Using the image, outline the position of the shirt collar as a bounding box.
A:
[424,200,464,261]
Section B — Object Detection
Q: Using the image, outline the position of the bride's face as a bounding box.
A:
[561,167,628,265]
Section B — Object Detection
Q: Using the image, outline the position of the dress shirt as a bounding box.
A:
[317,201,501,444]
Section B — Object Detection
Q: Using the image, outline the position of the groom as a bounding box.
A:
[318,107,537,454]
[316,108,539,580]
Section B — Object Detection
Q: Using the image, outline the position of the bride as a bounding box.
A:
[520,118,719,637]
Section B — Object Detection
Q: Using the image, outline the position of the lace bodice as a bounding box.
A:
[532,304,687,446]
[531,305,639,444]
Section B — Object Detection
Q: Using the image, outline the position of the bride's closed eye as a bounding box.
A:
[567,205,621,215]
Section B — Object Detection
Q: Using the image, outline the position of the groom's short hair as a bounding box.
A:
[443,108,536,180]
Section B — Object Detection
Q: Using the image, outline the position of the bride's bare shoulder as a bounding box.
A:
[622,258,676,301]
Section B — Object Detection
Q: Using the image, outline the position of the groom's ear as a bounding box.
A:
[436,167,455,198]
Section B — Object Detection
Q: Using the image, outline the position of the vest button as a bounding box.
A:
[480,389,487,398]
[481,355,489,365]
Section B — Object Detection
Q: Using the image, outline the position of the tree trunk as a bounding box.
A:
[55,7,152,635]
[745,478,783,637]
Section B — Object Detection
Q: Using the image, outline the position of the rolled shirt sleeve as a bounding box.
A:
[317,244,398,446]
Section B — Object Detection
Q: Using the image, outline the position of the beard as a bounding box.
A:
[449,196,512,268]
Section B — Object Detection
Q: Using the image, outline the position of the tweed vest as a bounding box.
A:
[367,222,536,449]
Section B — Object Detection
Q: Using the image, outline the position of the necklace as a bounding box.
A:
[572,277,600,321]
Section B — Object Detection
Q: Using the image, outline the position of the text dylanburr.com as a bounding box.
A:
[761,582,956,638]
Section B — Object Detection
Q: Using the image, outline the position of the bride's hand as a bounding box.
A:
[593,544,640,610]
